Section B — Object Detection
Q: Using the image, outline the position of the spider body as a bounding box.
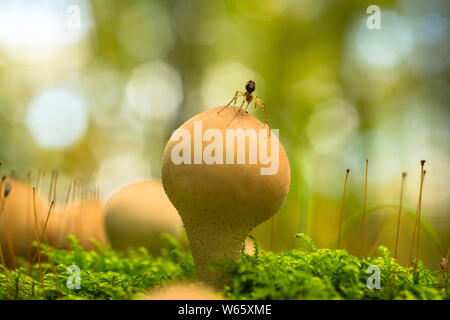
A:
[217,80,269,128]
[245,80,256,94]
[244,80,256,103]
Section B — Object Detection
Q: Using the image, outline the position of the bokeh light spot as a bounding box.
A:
[96,153,152,202]
[0,0,93,62]
[25,87,88,148]
[124,60,183,121]
[306,99,359,153]
[352,11,414,68]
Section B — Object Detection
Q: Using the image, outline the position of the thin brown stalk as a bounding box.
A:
[32,188,45,299]
[26,171,33,261]
[0,244,12,299]
[40,200,54,244]
[415,169,426,260]
[52,171,58,203]
[1,210,16,269]
[47,170,55,204]
[407,160,425,268]
[71,179,77,208]
[337,169,350,250]
[63,182,72,212]
[58,180,75,245]
[30,201,55,266]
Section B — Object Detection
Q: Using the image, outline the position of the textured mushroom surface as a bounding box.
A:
[162,106,290,284]
[0,178,46,266]
[47,200,108,250]
[140,282,221,300]
[104,180,183,255]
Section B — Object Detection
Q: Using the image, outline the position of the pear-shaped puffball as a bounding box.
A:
[139,282,221,300]
[47,200,108,251]
[162,106,290,285]
[104,180,183,255]
[0,178,46,267]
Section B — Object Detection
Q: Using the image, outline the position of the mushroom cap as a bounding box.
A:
[47,200,108,250]
[162,106,290,229]
[139,282,221,300]
[104,179,183,255]
[0,178,46,265]
[161,106,290,283]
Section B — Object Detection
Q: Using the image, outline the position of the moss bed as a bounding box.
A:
[0,234,447,300]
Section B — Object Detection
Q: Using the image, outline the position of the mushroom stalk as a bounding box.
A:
[183,214,249,285]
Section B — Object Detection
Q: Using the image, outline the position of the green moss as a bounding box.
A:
[0,234,447,300]
[217,235,447,300]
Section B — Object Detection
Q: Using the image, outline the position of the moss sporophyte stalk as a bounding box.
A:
[0,234,447,300]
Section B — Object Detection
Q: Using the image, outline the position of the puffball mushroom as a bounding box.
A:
[0,178,46,267]
[104,180,183,255]
[162,106,290,285]
[139,282,221,300]
[47,200,108,251]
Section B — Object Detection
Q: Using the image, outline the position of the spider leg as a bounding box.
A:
[226,99,246,126]
[252,95,270,129]
[217,91,245,114]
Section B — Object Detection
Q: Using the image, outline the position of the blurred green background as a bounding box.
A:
[0,0,448,267]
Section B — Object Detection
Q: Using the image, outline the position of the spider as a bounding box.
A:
[217,80,269,128]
